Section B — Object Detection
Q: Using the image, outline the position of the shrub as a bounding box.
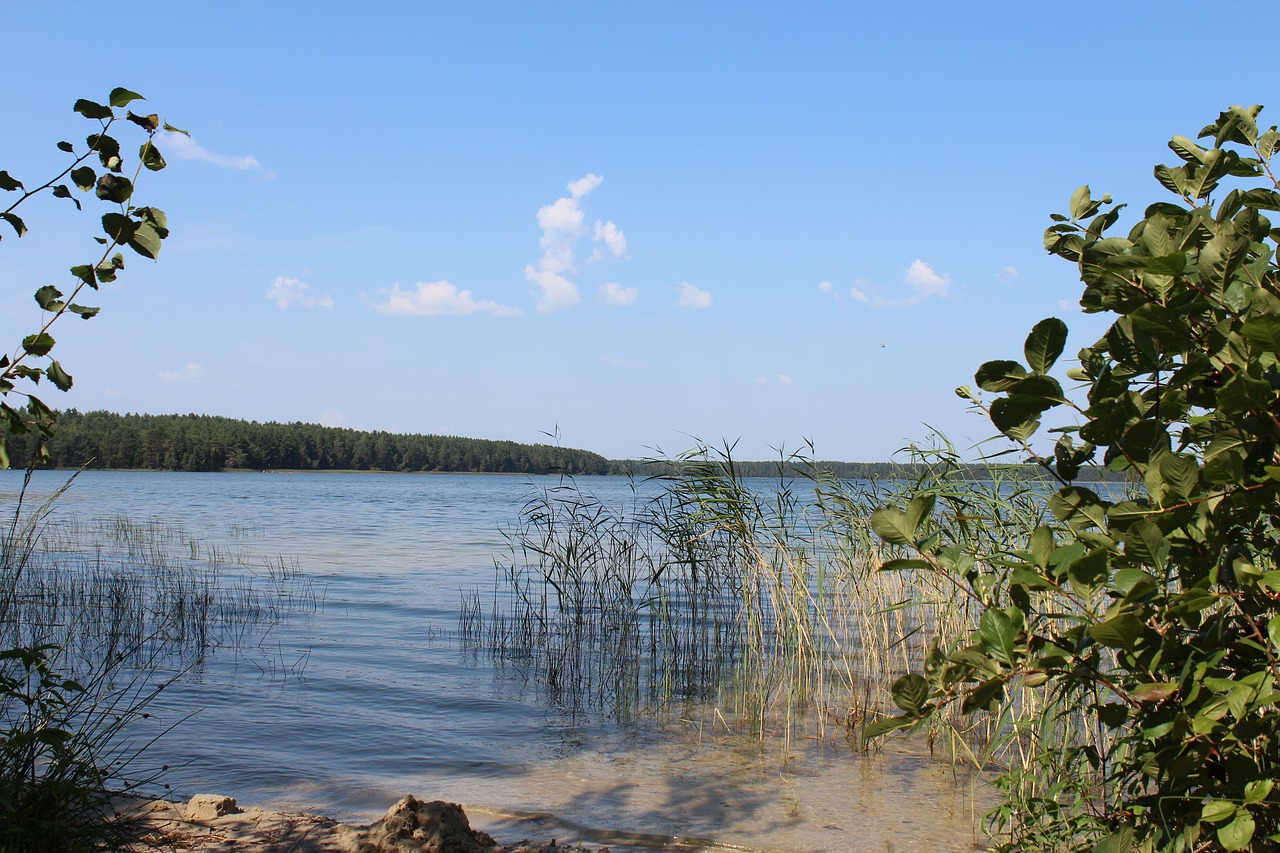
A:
[869,106,1280,852]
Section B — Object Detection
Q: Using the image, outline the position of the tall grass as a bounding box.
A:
[463,440,1108,785]
[0,472,319,851]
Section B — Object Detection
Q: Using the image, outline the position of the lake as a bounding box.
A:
[2,469,985,853]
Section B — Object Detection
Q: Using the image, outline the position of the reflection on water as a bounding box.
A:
[3,470,988,852]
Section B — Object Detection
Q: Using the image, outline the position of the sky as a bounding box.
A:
[0,1,1274,462]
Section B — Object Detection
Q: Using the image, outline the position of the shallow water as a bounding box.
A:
[2,469,987,852]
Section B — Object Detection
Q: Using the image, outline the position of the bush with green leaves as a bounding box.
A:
[1,89,177,851]
[1,87,178,467]
[868,106,1280,852]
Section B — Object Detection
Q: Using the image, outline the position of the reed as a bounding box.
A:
[0,472,320,851]
[464,440,1107,785]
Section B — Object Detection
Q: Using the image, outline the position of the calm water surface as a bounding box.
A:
[3,470,985,852]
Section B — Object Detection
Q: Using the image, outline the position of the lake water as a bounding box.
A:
[3,469,986,853]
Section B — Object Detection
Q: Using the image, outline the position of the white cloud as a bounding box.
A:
[817,280,832,292]
[755,373,794,385]
[158,362,205,383]
[374,280,522,317]
[267,276,334,311]
[526,174,627,313]
[778,373,793,385]
[604,356,645,369]
[161,131,264,171]
[568,174,604,198]
[525,267,581,313]
[998,265,1020,283]
[847,261,951,308]
[591,220,628,260]
[903,259,951,299]
[675,281,712,309]
[599,282,637,306]
[318,409,346,428]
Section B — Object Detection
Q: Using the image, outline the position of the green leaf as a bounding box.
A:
[1090,828,1134,853]
[0,170,23,191]
[879,558,931,571]
[127,111,160,132]
[1168,134,1208,164]
[962,677,1006,713]
[1241,315,1280,355]
[1124,520,1165,567]
[862,715,914,739]
[1,212,26,237]
[1069,185,1093,219]
[975,360,1028,392]
[871,506,915,546]
[1132,682,1177,703]
[890,673,929,714]
[1202,800,1237,824]
[1245,779,1273,805]
[70,165,95,191]
[1024,318,1069,374]
[139,141,166,171]
[33,286,63,311]
[66,303,99,320]
[128,222,163,259]
[1030,525,1053,569]
[51,184,80,210]
[21,333,55,357]
[56,140,74,153]
[101,212,136,243]
[108,87,144,107]
[1088,613,1143,652]
[1218,810,1256,851]
[979,607,1022,666]
[905,493,935,534]
[45,361,72,392]
[1049,486,1108,530]
[990,395,1051,442]
[73,99,113,120]
[94,174,133,203]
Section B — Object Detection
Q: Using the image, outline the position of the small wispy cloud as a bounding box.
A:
[374,280,522,317]
[675,281,712,310]
[317,409,346,428]
[847,260,952,308]
[755,373,794,385]
[998,265,1020,284]
[161,131,265,172]
[604,356,646,369]
[903,259,951,299]
[158,362,205,383]
[599,282,637,306]
[267,276,334,311]
[590,220,628,261]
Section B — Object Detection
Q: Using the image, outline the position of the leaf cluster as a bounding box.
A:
[0,88,181,467]
[871,106,1280,851]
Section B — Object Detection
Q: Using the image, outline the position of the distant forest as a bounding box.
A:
[9,410,1119,482]
[11,411,613,475]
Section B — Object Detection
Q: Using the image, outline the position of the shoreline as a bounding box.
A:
[127,793,623,853]
[125,793,758,853]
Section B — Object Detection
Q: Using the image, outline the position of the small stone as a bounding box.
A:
[185,794,240,821]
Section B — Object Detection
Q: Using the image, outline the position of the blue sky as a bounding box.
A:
[1,2,1273,461]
